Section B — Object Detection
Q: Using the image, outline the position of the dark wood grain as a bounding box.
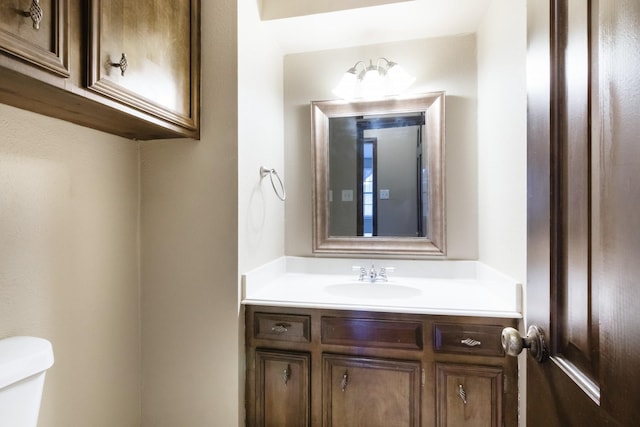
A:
[244,305,518,427]
[323,354,421,427]
[436,363,503,427]
[0,0,200,140]
[88,0,200,133]
[433,323,504,357]
[0,0,69,76]
[321,316,423,350]
[255,350,310,427]
[254,312,311,343]
[527,0,640,424]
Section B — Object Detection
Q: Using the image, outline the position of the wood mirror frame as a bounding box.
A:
[311,92,446,256]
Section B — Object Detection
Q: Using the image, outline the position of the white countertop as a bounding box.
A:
[242,257,522,318]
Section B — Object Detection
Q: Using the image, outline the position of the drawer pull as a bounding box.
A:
[458,384,467,404]
[110,53,128,77]
[461,337,482,347]
[340,372,349,392]
[271,323,290,334]
[283,364,291,386]
[21,0,43,30]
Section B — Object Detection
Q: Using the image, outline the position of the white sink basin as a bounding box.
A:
[324,282,422,299]
[242,257,523,317]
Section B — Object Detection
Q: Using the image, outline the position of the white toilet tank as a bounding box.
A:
[0,336,54,427]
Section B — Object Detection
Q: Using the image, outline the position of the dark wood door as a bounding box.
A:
[435,363,503,427]
[526,0,640,425]
[255,350,310,427]
[322,354,421,427]
[0,0,68,76]
[87,0,199,132]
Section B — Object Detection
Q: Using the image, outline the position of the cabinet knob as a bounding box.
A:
[110,53,128,76]
[457,384,467,404]
[283,365,291,386]
[340,372,349,392]
[21,0,43,30]
[501,325,549,362]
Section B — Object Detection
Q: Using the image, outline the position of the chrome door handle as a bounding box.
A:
[501,325,549,362]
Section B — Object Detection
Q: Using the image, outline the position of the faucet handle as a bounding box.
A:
[352,265,368,281]
[377,266,395,281]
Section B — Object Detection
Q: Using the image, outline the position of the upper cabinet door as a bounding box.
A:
[88,0,200,136]
[0,0,69,76]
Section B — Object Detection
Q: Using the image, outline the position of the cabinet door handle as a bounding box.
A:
[283,364,291,386]
[340,372,349,392]
[271,323,290,334]
[110,53,128,76]
[458,384,467,404]
[21,0,43,30]
[461,337,482,347]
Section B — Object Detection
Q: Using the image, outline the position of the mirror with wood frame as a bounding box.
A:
[311,92,446,256]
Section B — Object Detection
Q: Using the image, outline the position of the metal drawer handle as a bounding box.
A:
[458,384,467,404]
[271,323,290,334]
[461,337,482,347]
[110,53,128,76]
[21,0,43,30]
[283,365,291,386]
[341,371,349,392]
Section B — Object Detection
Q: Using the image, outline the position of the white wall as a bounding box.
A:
[477,0,527,283]
[284,35,479,259]
[139,0,240,425]
[477,1,527,425]
[0,104,140,427]
[238,0,286,275]
[237,2,287,422]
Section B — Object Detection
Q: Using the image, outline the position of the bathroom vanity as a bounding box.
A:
[242,257,521,427]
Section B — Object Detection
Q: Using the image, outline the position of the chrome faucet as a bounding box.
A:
[369,264,377,281]
[353,264,393,283]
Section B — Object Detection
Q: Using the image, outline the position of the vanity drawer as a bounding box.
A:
[433,323,504,357]
[253,312,311,343]
[321,317,423,350]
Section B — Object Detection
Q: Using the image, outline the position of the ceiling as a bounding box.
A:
[261,0,493,54]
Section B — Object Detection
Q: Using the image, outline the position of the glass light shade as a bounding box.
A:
[386,63,416,94]
[332,59,415,100]
[332,71,358,99]
[361,67,384,99]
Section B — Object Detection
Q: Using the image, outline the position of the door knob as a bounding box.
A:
[501,325,549,362]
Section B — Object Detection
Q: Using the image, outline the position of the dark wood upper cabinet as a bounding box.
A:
[0,0,69,76]
[87,0,199,135]
[0,0,200,140]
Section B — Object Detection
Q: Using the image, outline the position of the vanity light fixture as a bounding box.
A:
[332,58,415,100]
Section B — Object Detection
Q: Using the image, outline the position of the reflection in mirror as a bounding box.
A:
[311,92,446,256]
[329,112,426,237]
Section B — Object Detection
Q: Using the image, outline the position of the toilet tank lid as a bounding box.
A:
[0,336,54,389]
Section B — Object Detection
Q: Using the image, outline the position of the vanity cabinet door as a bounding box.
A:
[87,0,200,137]
[0,0,69,76]
[435,363,504,427]
[322,354,421,427]
[254,350,310,427]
